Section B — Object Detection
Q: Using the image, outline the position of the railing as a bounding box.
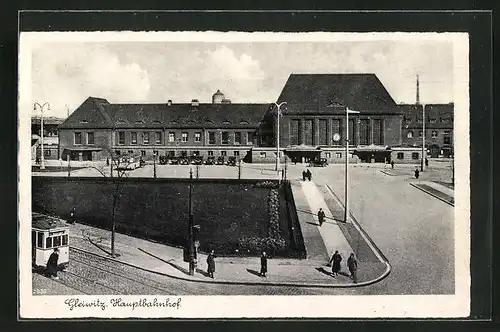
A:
[282,180,306,258]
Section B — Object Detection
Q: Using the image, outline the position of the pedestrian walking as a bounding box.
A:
[46,248,60,280]
[347,253,358,283]
[317,208,325,226]
[260,251,268,277]
[329,250,343,277]
[68,207,76,224]
[206,250,216,278]
[425,158,429,167]
[106,158,110,166]
[414,168,420,179]
[302,170,306,181]
[306,169,312,181]
[391,160,394,169]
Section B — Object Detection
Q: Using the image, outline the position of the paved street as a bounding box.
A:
[286,163,455,295]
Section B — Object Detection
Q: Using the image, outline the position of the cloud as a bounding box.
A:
[207,45,264,81]
[31,43,151,117]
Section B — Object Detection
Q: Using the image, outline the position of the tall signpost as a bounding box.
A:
[344,107,360,223]
[273,101,287,173]
[421,103,426,172]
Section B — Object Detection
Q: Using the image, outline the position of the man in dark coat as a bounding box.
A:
[391,160,395,169]
[69,207,76,224]
[46,248,60,280]
[206,250,216,278]
[347,253,358,283]
[302,170,306,181]
[317,208,326,226]
[329,250,343,277]
[306,169,312,181]
[260,251,268,277]
[414,168,420,179]
[425,158,429,167]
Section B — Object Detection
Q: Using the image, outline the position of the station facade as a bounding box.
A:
[57,73,453,164]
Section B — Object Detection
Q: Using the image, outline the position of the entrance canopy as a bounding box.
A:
[285,144,321,152]
[285,145,321,162]
[353,144,390,152]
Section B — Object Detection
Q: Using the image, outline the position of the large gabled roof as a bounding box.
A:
[59,97,272,130]
[276,73,400,114]
[58,97,113,129]
[104,103,271,129]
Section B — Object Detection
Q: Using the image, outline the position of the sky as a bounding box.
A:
[30,39,454,118]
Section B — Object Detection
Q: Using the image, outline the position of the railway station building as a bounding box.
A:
[57,73,451,164]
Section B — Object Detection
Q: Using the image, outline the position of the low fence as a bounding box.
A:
[32,176,304,258]
[282,180,306,259]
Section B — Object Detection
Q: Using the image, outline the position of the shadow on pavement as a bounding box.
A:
[195,268,210,278]
[246,268,262,277]
[137,247,190,276]
[87,235,121,257]
[316,267,333,277]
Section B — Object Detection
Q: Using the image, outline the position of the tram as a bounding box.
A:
[32,212,69,270]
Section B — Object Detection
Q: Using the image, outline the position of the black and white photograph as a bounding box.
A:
[19,30,470,318]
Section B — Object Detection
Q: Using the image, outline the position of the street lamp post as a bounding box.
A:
[153,152,157,179]
[344,107,360,223]
[273,101,287,172]
[188,168,195,276]
[421,103,426,171]
[33,102,50,170]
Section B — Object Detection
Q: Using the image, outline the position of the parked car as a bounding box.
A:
[169,157,180,165]
[204,157,215,165]
[216,156,225,165]
[191,157,203,165]
[309,158,328,167]
[227,156,238,166]
[159,155,169,165]
[179,157,190,165]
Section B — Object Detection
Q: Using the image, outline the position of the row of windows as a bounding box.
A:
[396,152,420,160]
[406,130,452,144]
[117,131,162,145]
[404,116,452,124]
[74,132,94,145]
[116,131,254,145]
[290,118,384,146]
[33,232,68,249]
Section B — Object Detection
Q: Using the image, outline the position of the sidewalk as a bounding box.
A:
[69,221,388,287]
[409,181,454,206]
[300,181,353,260]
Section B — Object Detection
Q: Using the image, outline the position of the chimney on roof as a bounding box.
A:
[191,99,199,107]
[167,99,172,106]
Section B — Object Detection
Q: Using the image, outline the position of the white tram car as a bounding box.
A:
[32,212,69,269]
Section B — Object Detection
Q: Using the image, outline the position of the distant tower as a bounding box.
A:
[416,74,420,105]
[212,89,225,104]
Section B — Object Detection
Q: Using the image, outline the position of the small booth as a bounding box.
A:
[32,212,69,270]
[285,145,322,164]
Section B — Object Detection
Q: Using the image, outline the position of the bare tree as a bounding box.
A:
[86,150,133,258]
